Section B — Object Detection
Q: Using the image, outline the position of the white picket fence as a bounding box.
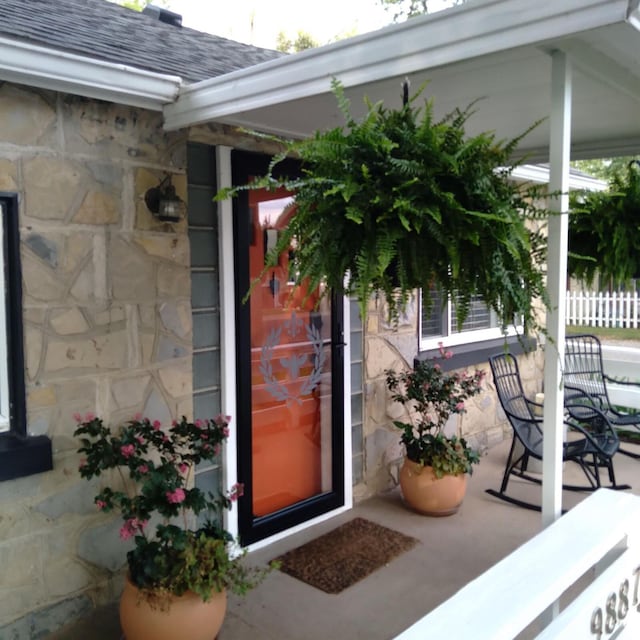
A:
[566,290,639,329]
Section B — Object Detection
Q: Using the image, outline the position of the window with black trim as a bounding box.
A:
[0,193,52,481]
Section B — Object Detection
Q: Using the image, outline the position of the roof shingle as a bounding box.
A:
[0,0,282,82]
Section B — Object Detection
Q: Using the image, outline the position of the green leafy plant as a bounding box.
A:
[217,79,549,329]
[568,160,640,286]
[386,345,485,477]
[75,414,273,607]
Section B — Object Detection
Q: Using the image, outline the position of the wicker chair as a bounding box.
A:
[487,352,628,511]
[564,334,640,458]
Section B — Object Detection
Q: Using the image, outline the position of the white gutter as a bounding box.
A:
[511,164,607,191]
[0,36,181,111]
[164,0,630,131]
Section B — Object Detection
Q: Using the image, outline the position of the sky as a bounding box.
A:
[168,0,390,48]
[161,1,454,50]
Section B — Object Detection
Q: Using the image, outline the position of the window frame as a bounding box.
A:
[0,192,52,481]
[419,288,523,353]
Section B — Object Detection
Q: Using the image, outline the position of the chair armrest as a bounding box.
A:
[604,374,640,388]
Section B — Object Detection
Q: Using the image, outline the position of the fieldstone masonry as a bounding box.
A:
[0,82,194,636]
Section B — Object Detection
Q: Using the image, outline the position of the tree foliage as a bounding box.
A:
[571,156,640,182]
[218,79,549,333]
[111,0,168,11]
[568,161,640,287]
[276,30,320,53]
[378,0,464,21]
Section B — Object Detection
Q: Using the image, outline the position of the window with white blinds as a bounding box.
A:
[420,287,517,351]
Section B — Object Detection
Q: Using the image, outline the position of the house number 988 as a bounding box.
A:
[590,566,640,638]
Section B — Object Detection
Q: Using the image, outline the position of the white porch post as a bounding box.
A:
[216,145,239,541]
[542,50,572,528]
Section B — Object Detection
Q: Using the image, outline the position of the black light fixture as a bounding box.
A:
[144,174,186,222]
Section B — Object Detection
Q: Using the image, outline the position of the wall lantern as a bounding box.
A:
[144,174,186,222]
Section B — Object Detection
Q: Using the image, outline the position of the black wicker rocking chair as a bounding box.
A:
[564,334,640,458]
[487,352,628,512]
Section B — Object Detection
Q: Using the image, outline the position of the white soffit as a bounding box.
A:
[0,36,181,110]
[164,0,640,161]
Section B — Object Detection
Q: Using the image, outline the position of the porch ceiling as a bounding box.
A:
[163,0,640,163]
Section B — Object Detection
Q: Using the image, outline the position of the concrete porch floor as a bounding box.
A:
[48,437,640,640]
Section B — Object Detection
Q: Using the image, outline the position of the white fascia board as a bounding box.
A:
[164,0,630,131]
[511,164,607,191]
[0,36,181,111]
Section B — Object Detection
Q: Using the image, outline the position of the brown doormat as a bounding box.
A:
[274,517,419,594]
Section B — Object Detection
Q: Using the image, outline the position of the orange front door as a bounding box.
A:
[233,151,344,545]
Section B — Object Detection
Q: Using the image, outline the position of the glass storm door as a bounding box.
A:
[233,151,344,546]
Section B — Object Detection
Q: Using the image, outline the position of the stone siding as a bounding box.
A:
[358,294,544,498]
[0,83,192,637]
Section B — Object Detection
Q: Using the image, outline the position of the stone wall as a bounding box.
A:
[359,294,544,498]
[0,82,192,637]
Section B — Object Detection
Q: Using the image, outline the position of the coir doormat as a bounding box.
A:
[274,517,419,594]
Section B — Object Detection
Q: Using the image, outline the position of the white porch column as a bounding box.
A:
[542,51,572,528]
[216,145,239,541]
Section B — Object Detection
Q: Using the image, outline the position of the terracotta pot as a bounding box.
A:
[399,458,467,516]
[119,576,227,640]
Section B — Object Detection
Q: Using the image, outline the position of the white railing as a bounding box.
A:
[602,345,640,410]
[566,291,639,329]
[394,489,640,639]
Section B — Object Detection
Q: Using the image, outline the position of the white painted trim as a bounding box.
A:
[246,504,352,554]
[163,0,630,132]
[0,36,181,110]
[511,164,607,191]
[342,295,354,511]
[542,50,572,530]
[216,146,239,541]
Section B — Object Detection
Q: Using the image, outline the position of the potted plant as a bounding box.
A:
[75,413,273,640]
[568,159,640,285]
[218,79,549,328]
[385,344,485,516]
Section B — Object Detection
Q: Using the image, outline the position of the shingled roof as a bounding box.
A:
[0,0,282,83]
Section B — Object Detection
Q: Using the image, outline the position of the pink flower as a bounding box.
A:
[120,444,135,459]
[178,463,189,475]
[171,419,177,427]
[152,420,161,430]
[78,458,87,469]
[222,426,230,438]
[119,518,147,540]
[433,364,441,371]
[138,464,149,474]
[445,350,453,360]
[214,444,221,456]
[96,500,106,510]
[456,402,465,411]
[135,436,144,445]
[73,412,83,423]
[229,483,244,502]
[84,412,95,421]
[215,414,232,426]
[195,419,203,428]
[166,488,186,504]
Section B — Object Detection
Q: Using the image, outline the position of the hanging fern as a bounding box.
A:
[568,160,640,286]
[217,79,549,333]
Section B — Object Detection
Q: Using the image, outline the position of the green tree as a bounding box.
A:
[572,156,640,182]
[379,0,463,22]
[111,0,169,11]
[276,30,320,53]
